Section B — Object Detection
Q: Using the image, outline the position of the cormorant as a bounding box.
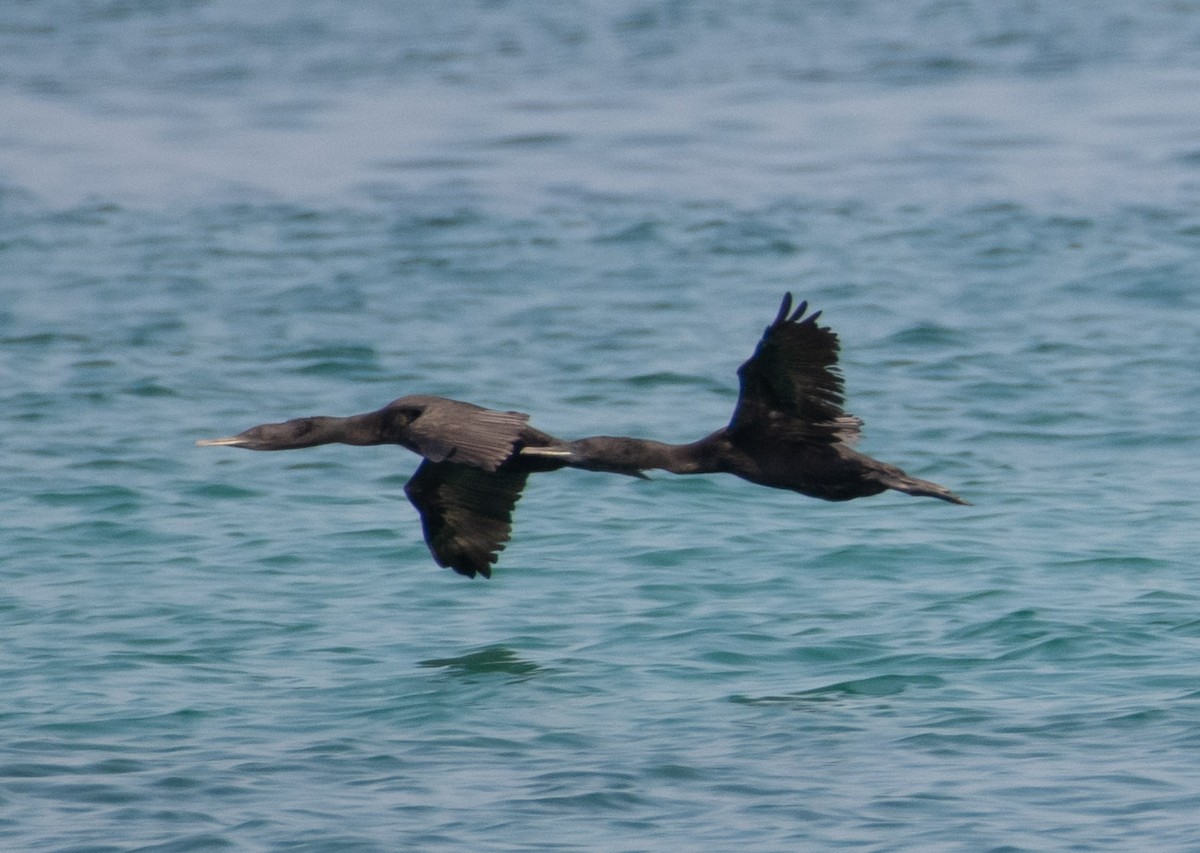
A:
[197,294,968,577]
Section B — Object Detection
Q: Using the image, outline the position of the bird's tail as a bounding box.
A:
[879,471,970,505]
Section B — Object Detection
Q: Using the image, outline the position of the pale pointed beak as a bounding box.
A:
[195,436,250,447]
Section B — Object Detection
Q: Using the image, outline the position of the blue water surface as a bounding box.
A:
[3,3,1200,851]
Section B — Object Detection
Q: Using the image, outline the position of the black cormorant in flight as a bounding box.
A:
[198,294,968,577]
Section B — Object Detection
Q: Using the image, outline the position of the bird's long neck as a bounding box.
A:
[562,432,726,476]
[323,412,394,445]
[267,412,390,449]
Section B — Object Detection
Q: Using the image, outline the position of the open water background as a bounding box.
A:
[3,2,1200,850]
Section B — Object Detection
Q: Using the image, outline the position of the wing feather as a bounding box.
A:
[402,398,530,472]
[730,293,861,444]
[403,459,528,578]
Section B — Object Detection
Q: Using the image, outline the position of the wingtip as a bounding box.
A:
[449,562,493,579]
[773,292,793,326]
[776,292,812,325]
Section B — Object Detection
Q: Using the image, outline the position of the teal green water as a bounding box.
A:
[4,3,1200,851]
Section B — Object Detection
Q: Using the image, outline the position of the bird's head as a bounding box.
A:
[196,417,336,451]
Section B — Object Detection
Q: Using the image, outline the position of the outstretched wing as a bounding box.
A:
[403,459,528,578]
[730,293,861,444]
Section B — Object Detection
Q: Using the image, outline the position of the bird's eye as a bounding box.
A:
[383,408,418,430]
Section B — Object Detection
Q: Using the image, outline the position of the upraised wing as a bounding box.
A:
[730,293,861,444]
[404,459,528,578]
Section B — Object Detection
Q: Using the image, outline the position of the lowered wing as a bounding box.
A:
[403,459,529,578]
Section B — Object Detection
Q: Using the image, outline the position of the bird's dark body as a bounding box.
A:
[198,295,968,577]
[720,436,891,501]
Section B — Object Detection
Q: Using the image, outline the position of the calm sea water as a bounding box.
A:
[4,3,1200,851]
